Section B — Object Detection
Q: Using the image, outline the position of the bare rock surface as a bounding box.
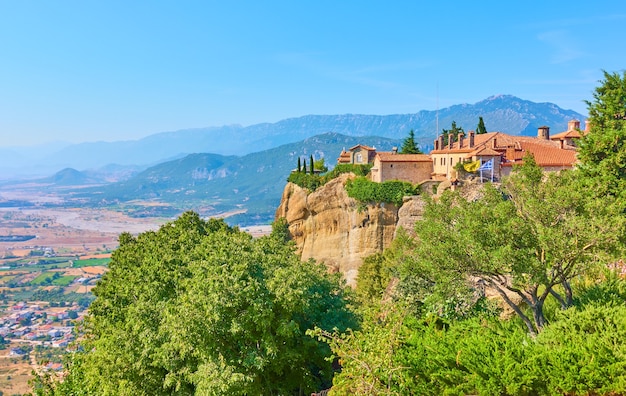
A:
[275,174,427,286]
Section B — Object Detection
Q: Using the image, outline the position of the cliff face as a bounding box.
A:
[275,174,425,286]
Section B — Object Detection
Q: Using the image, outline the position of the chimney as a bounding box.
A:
[538,126,550,140]
[468,131,475,148]
[438,135,444,150]
[585,120,590,133]
[434,138,439,151]
[392,146,398,154]
[492,137,497,149]
[458,133,464,148]
[448,133,455,149]
[568,119,580,131]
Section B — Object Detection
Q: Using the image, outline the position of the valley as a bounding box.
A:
[0,189,167,394]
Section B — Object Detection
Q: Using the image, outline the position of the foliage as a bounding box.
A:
[355,253,391,304]
[309,304,412,396]
[577,70,626,197]
[534,304,626,395]
[287,164,372,191]
[314,157,328,173]
[399,129,422,154]
[346,177,417,206]
[287,171,323,191]
[476,116,488,134]
[319,286,626,396]
[396,158,626,335]
[31,212,356,395]
[441,120,465,146]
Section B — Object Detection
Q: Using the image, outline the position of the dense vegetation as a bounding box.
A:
[32,213,356,395]
[287,163,372,191]
[345,177,417,206]
[33,72,626,395]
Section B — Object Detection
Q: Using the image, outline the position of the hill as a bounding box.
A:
[73,133,402,224]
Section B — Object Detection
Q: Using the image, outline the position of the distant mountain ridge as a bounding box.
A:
[0,95,585,179]
[69,133,403,224]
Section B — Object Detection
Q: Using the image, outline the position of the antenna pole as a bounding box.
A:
[436,82,439,137]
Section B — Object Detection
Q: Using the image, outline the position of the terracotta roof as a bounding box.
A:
[376,152,432,162]
[348,144,376,151]
[468,146,500,157]
[431,131,578,168]
[337,150,351,164]
[551,130,582,140]
[505,141,577,167]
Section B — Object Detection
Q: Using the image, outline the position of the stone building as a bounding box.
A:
[370,151,432,183]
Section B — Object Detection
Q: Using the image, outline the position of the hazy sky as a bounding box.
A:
[0,1,624,147]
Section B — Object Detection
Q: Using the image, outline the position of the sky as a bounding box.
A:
[0,1,624,147]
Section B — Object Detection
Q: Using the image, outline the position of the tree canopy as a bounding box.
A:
[577,70,626,196]
[399,129,422,154]
[476,116,487,134]
[441,120,465,146]
[33,212,356,395]
[397,157,626,335]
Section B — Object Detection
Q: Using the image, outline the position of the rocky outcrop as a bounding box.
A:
[275,173,425,286]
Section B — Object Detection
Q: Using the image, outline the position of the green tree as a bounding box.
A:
[310,154,315,175]
[297,156,301,172]
[314,157,328,173]
[399,129,422,154]
[476,116,487,134]
[441,120,465,146]
[32,212,355,395]
[397,158,625,335]
[577,70,626,196]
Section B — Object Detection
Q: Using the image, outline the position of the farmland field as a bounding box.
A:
[0,189,168,393]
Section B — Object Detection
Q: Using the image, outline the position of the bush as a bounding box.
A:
[346,177,417,206]
[287,164,372,191]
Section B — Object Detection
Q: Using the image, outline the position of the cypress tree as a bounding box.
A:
[310,155,315,175]
[302,159,307,175]
[297,157,301,172]
[477,116,488,134]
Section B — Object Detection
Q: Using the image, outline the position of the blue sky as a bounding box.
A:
[0,1,624,147]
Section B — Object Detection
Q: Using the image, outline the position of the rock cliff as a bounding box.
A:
[275,174,425,286]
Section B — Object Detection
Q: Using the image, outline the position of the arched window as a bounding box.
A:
[355,153,363,163]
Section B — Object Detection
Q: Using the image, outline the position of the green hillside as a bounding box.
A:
[75,133,402,225]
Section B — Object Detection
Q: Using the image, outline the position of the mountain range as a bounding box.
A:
[0,95,584,179]
[0,95,586,225]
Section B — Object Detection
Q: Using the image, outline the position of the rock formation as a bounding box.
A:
[275,173,425,286]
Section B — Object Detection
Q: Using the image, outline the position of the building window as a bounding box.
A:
[356,153,363,163]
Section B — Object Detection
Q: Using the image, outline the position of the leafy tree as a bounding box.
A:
[399,129,422,154]
[32,212,356,395]
[397,158,626,335]
[577,70,626,196]
[314,157,328,173]
[441,120,465,146]
[476,116,487,134]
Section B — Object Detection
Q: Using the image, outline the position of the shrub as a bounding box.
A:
[346,177,417,206]
[287,164,372,191]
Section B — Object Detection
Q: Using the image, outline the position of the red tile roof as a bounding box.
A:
[551,130,582,140]
[348,144,376,151]
[431,132,578,168]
